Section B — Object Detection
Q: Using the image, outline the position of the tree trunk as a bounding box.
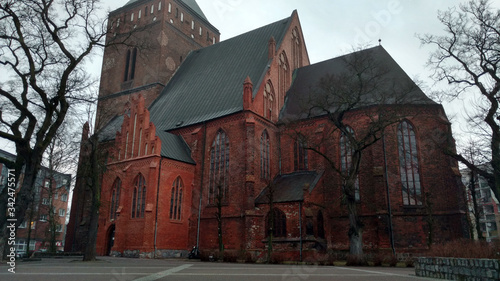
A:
[83,137,101,261]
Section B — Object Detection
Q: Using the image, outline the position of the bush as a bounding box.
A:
[426,239,500,259]
[383,255,398,267]
[346,254,368,266]
[371,254,383,266]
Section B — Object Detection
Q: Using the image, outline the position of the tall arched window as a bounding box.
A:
[110,178,121,220]
[278,52,289,110]
[132,174,146,218]
[263,81,275,121]
[398,121,422,206]
[294,136,308,171]
[340,126,360,201]
[260,130,270,179]
[291,27,302,70]
[209,130,230,204]
[124,48,137,82]
[170,177,183,220]
[266,208,286,237]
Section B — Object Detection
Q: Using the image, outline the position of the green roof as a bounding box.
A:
[149,14,293,131]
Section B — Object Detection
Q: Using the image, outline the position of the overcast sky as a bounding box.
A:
[96,0,497,143]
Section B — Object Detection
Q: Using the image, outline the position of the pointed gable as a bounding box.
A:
[148,14,294,131]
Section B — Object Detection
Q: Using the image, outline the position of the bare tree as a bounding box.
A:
[0,0,107,258]
[419,0,500,201]
[284,47,430,263]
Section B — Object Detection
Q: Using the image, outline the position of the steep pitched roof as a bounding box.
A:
[280,46,436,122]
[149,14,293,131]
[255,171,322,204]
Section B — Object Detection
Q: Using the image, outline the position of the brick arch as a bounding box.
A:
[208,129,230,205]
[263,80,276,120]
[131,173,147,218]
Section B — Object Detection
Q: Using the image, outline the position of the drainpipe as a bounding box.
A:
[196,122,207,249]
[382,135,396,255]
[154,157,163,258]
[299,201,303,262]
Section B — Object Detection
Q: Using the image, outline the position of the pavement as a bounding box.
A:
[0,256,445,281]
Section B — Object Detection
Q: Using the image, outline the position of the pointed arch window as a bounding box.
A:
[260,130,270,179]
[291,27,302,69]
[266,208,286,237]
[398,121,422,206]
[263,81,275,121]
[124,48,137,81]
[110,178,121,220]
[132,174,146,218]
[209,130,230,204]
[278,52,289,110]
[294,136,308,171]
[340,126,360,201]
[170,177,183,220]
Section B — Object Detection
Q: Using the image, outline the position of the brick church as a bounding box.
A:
[65,0,468,259]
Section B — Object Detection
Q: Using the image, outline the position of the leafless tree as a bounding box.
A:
[285,47,429,263]
[419,0,500,201]
[0,0,107,259]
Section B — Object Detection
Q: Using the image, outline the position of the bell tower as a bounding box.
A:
[96,0,219,128]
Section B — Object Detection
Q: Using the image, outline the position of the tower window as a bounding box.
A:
[138,10,141,19]
[180,12,184,22]
[130,13,134,21]
[168,3,171,13]
[199,27,202,36]
[191,20,195,30]
[124,48,137,82]
[158,1,162,11]
[151,5,154,14]
[175,8,178,18]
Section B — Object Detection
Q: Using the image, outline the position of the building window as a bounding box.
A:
[124,48,137,82]
[207,31,209,41]
[263,81,274,120]
[175,7,178,18]
[266,208,286,237]
[19,221,27,228]
[169,177,183,220]
[191,20,195,30]
[291,27,302,69]
[260,130,270,180]
[340,126,360,202]
[151,5,155,14]
[138,9,141,19]
[317,210,325,239]
[158,1,162,10]
[398,120,422,206]
[56,224,63,232]
[180,12,184,22]
[294,137,308,171]
[209,130,230,204]
[168,3,171,13]
[58,208,65,217]
[61,194,68,202]
[132,174,146,218]
[278,52,289,110]
[42,197,50,205]
[40,214,47,221]
[213,36,216,44]
[110,178,121,220]
[54,193,58,200]
[131,13,134,21]
[199,26,202,36]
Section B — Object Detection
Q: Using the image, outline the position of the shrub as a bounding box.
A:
[426,239,500,259]
[383,255,398,267]
[371,254,383,266]
[346,254,368,266]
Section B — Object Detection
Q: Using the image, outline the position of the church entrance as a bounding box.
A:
[106,225,115,256]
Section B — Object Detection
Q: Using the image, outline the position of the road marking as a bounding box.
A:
[133,264,193,281]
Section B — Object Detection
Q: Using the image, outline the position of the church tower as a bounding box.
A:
[96,0,219,128]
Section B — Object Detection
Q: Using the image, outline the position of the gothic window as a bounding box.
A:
[278,52,289,110]
[168,3,171,13]
[317,210,325,239]
[209,130,230,204]
[398,120,422,206]
[291,27,302,69]
[294,137,308,171]
[180,12,184,22]
[340,126,360,201]
[132,174,146,218]
[124,48,137,82]
[158,1,162,11]
[170,177,183,220]
[260,130,270,180]
[263,81,274,121]
[110,178,121,220]
[266,208,286,237]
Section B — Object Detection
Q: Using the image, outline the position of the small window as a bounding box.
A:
[19,221,27,228]
[40,214,47,221]
[138,9,141,19]
[61,194,68,202]
[131,13,134,21]
[158,1,162,10]
[117,18,120,27]
[191,20,195,30]
[151,5,155,14]
[42,198,50,205]
[213,36,216,44]
[199,26,202,36]
[56,225,63,232]
[54,193,58,200]
[145,6,148,16]
[175,8,178,18]
[180,12,184,22]
[207,31,209,41]
[59,209,65,217]
[168,3,171,13]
